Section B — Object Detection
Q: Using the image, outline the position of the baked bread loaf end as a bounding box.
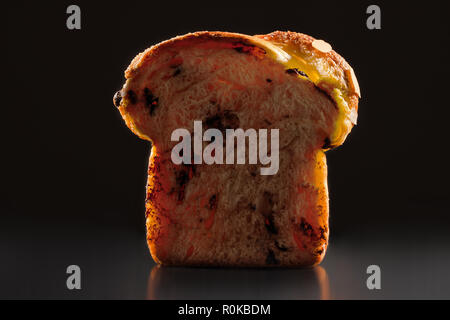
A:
[114,31,360,267]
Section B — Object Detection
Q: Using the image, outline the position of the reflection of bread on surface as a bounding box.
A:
[147,265,329,299]
[115,31,360,267]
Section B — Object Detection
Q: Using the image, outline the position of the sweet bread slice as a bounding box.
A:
[114,31,360,267]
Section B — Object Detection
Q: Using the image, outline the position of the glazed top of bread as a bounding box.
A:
[120,31,360,148]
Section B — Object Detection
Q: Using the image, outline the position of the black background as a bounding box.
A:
[3,1,450,299]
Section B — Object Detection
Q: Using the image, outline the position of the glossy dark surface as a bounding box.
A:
[4,0,450,300]
[2,217,449,300]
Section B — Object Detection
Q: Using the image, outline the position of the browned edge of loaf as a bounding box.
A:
[255,31,359,115]
[123,30,359,130]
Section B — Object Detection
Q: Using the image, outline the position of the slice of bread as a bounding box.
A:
[114,31,360,267]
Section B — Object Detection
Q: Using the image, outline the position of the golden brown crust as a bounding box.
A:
[255,31,360,113]
[120,31,269,142]
[122,30,359,132]
[125,31,257,80]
